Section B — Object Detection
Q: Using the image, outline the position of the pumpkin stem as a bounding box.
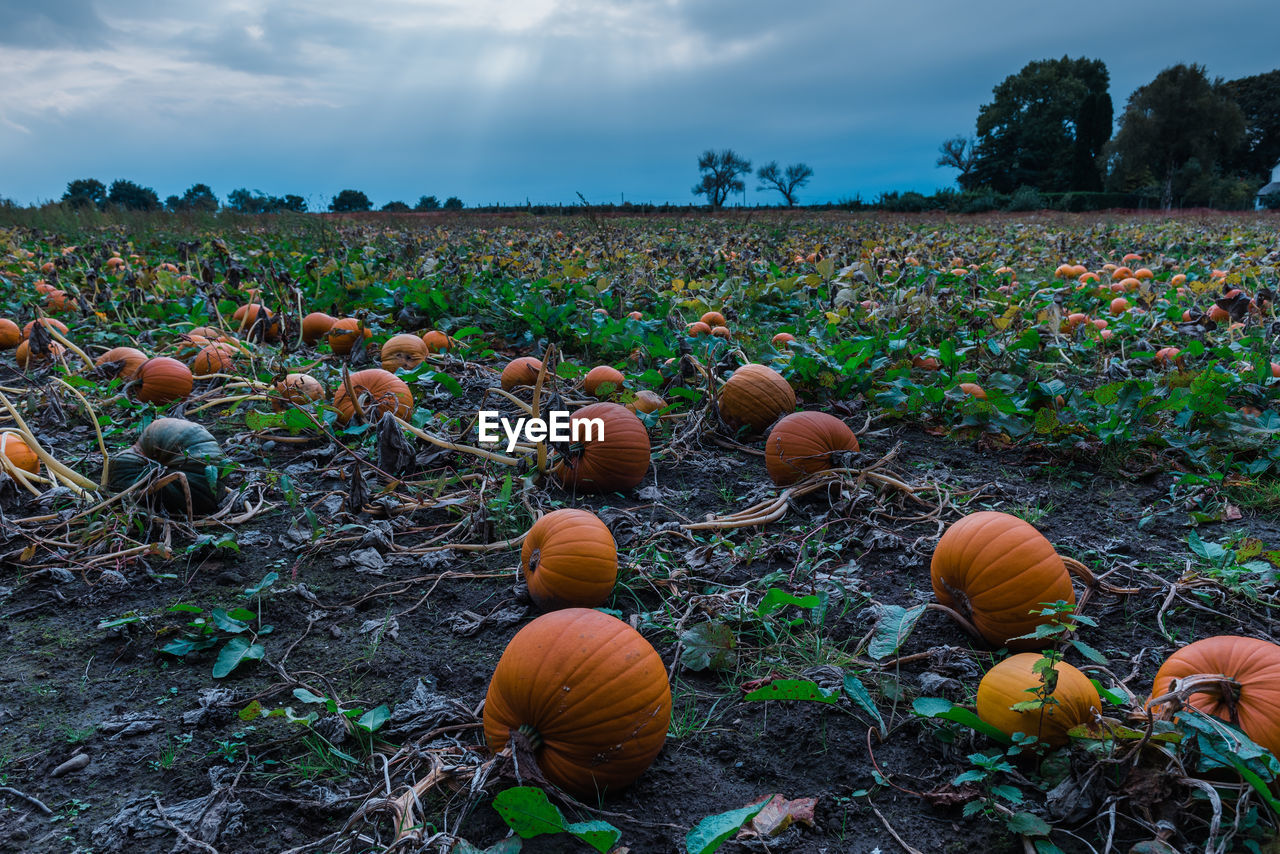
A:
[1061,556,1141,595]
[526,548,540,578]
[515,723,543,751]
[925,601,983,641]
[1147,673,1245,726]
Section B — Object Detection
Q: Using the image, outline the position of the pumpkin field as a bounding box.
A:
[2,210,1280,854]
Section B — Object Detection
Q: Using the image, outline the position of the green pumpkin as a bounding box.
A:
[107,418,227,514]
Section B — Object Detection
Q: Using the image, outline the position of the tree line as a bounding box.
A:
[56,179,465,214]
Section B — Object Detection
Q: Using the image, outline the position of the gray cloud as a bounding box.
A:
[0,0,114,47]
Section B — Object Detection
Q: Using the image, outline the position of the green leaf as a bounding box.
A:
[431,371,464,396]
[493,787,565,839]
[912,697,1011,744]
[356,704,390,733]
[244,571,278,597]
[293,688,327,705]
[743,679,838,704]
[1006,811,1051,836]
[564,820,622,853]
[209,609,250,634]
[679,623,736,671]
[841,673,886,737]
[212,636,265,678]
[1069,639,1108,665]
[160,635,218,657]
[868,604,926,660]
[685,802,767,854]
[756,588,820,618]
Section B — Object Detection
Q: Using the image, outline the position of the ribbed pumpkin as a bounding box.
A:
[685,321,711,337]
[422,330,454,352]
[302,312,335,345]
[501,357,544,390]
[977,653,1100,746]
[717,364,796,433]
[232,304,279,340]
[333,369,414,425]
[711,326,732,341]
[21,318,69,340]
[931,512,1075,650]
[106,418,227,514]
[0,319,20,350]
[554,403,650,494]
[1150,636,1280,757]
[764,412,860,486]
[95,346,148,380]
[521,509,618,610]
[132,357,194,404]
[272,373,326,410]
[192,342,238,376]
[771,332,796,348]
[16,340,66,370]
[583,366,625,399]
[700,311,726,328]
[380,334,429,372]
[187,326,230,342]
[327,318,371,355]
[483,608,671,797]
[627,390,666,416]
[0,432,40,475]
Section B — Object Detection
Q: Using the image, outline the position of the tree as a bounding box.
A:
[107,179,161,211]
[414,195,441,211]
[935,137,977,183]
[329,190,372,212]
[692,149,752,208]
[756,161,814,206]
[279,195,307,213]
[381,200,410,212]
[1105,64,1246,208]
[442,196,463,210]
[1221,69,1280,181]
[968,57,1112,192]
[166,183,218,212]
[62,178,106,210]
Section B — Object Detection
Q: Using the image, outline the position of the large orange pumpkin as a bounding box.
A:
[21,318,69,340]
[302,312,335,345]
[520,509,617,610]
[501,357,544,391]
[764,412,860,486]
[333,369,414,424]
[380,334,429,372]
[700,311,726,328]
[717,364,796,433]
[553,403,650,494]
[421,330,454,352]
[0,319,20,350]
[0,432,40,475]
[930,512,1075,649]
[977,653,1100,746]
[95,346,148,380]
[327,318,371,355]
[272,373,326,410]
[1150,636,1280,757]
[192,342,238,375]
[232,304,279,340]
[583,366,625,399]
[483,608,671,797]
[132,357,195,404]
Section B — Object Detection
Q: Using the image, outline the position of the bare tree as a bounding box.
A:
[692,149,752,208]
[936,136,977,183]
[756,161,814,207]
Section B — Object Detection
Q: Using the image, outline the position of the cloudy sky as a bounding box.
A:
[1,0,1277,208]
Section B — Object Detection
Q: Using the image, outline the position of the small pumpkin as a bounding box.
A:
[583,366,625,399]
[710,326,731,341]
[16,340,66,370]
[626,310,643,321]
[483,608,671,797]
[21,318,69,340]
[1109,297,1130,315]
[685,321,711,337]
[1150,636,1280,757]
[0,319,20,350]
[501,357,544,391]
[421,330,454,352]
[107,417,227,514]
[327,318,372,355]
[380,333,429,372]
[717,364,795,434]
[333,369,414,424]
[977,653,1100,746]
[95,346,148,380]
[627,390,666,416]
[700,311,726,328]
[771,332,796,348]
[0,432,40,475]
[187,326,230,342]
[192,342,238,376]
[520,509,618,610]
[764,412,860,486]
[272,373,326,410]
[132,357,195,405]
[302,312,335,345]
[554,402,650,494]
[232,304,279,340]
[959,383,987,400]
[930,511,1075,650]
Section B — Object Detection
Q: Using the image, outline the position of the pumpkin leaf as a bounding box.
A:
[743,679,838,704]
[212,636,265,678]
[680,622,736,671]
[492,786,567,839]
[912,697,1012,744]
[356,704,390,733]
[685,802,767,854]
[756,588,820,619]
[160,635,219,658]
[563,820,622,853]
[842,673,887,737]
[209,608,250,634]
[867,603,927,660]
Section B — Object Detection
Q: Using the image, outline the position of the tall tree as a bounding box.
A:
[62,178,106,210]
[968,57,1112,192]
[166,183,218,212]
[1220,69,1280,181]
[692,149,752,208]
[107,179,161,211]
[935,137,976,183]
[414,195,441,211]
[1106,64,1246,208]
[329,189,372,212]
[442,196,464,210]
[756,161,814,207]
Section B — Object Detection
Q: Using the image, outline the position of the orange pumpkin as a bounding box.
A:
[764,412,860,486]
[483,608,671,797]
[421,330,454,352]
[1109,298,1130,315]
[333,369,414,425]
[772,332,796,348]
[132,357,194,404]
[21,318,69,340]
[380,333,429,372]
[583,366,625,398]
[501,357,544,391]
[626,311,643,321]
[0,432,40,475]
[520,509,618,610]
[930,511,1075,649]
[977,654,1100,746]
[302,312,335,345]
[959,383,987,400]
[232,304,279,340]
[272,373,325,410]
[1150,636,1280,757]
[685,321,711,337]
[717,364,795,433]
[327,318,372,355]
[192,342,238,375]
[187,326,230,342]
[0,319,20,350]
[710,326,732,341]
[95,346,148,380]
[700,311,727,328]
[627,390,666,416]
[16,340,65,370]
[1154,347,1182,369]
[554,402,650,494]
